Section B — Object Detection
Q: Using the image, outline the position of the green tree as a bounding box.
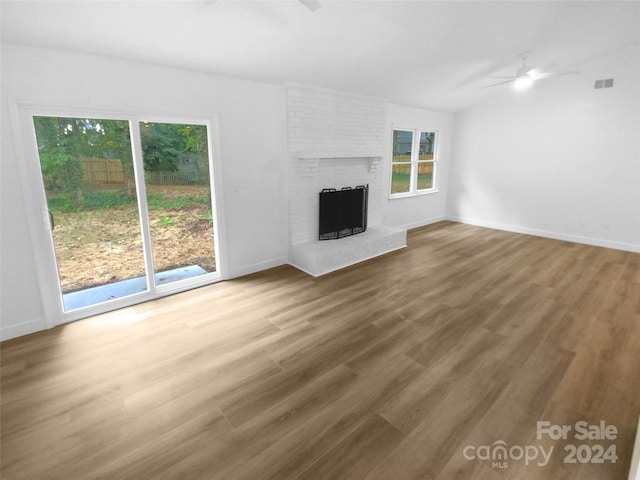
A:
[139,122,183,172]
[33,118,211,209]
[33,116,135,208]
[34,117,85,209]
[177,124,209,176]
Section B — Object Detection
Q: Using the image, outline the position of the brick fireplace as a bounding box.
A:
[286,85,407,276]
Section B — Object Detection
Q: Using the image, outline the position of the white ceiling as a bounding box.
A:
[2,0,639,112]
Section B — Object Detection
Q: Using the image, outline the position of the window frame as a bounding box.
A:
[389,127,439,199]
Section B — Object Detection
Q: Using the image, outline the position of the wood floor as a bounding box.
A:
[2,221,639,480]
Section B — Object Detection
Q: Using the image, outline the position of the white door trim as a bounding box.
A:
[9,100,226,327]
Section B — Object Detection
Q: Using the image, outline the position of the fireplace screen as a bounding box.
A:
[319,184,368,240]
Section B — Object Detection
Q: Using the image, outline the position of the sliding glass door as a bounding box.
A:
[27,111,221,322]
[140,122,216,287]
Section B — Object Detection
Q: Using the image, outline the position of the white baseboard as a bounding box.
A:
[227,256,289,279]
[1,317,46,342]
[446,215,640,253]
[400,215,447,231]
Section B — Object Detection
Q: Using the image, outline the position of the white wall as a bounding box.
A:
[448,44,640,251]
[383,103,453,229]
[1,44,288,339]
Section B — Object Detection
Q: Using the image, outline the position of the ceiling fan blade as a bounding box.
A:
[299,0,322,11]
[531,70,580,80]
[488,75,518,79]
[481,79,516,89]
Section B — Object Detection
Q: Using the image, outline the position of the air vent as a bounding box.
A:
[594,78,614,89]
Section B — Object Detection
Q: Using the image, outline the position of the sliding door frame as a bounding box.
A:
[10,101,227,328]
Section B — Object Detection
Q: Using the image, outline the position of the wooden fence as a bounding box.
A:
[80,158,208,186]
[80,158,124,184]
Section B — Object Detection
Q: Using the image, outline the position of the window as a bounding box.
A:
[390,129,438,196]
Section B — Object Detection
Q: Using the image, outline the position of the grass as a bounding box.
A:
[47,189,135,212]
[391,173,433,194]
[46,184,216,293]
[146,192,209,211]
[47,186,209,212]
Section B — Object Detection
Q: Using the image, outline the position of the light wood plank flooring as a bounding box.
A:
[2,221,639,480]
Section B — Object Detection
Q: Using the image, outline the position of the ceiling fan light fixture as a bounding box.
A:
[514,74,534,90]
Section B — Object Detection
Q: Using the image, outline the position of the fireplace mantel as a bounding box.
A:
[294,152,383,160]
[295,155,383,177]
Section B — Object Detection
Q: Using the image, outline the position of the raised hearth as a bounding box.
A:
[290,225,406,277]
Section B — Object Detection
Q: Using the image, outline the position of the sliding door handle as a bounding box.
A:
[48,209,55,231]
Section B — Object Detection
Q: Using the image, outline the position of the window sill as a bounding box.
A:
[389,189,439,200]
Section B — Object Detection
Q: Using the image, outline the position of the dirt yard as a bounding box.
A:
[52,185,216,293]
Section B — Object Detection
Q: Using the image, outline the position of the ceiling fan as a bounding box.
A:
[483,53,578,89]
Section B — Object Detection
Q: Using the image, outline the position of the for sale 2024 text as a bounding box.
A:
[537,420,618,465]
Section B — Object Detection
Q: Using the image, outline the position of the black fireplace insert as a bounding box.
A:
[319,184,368,240]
